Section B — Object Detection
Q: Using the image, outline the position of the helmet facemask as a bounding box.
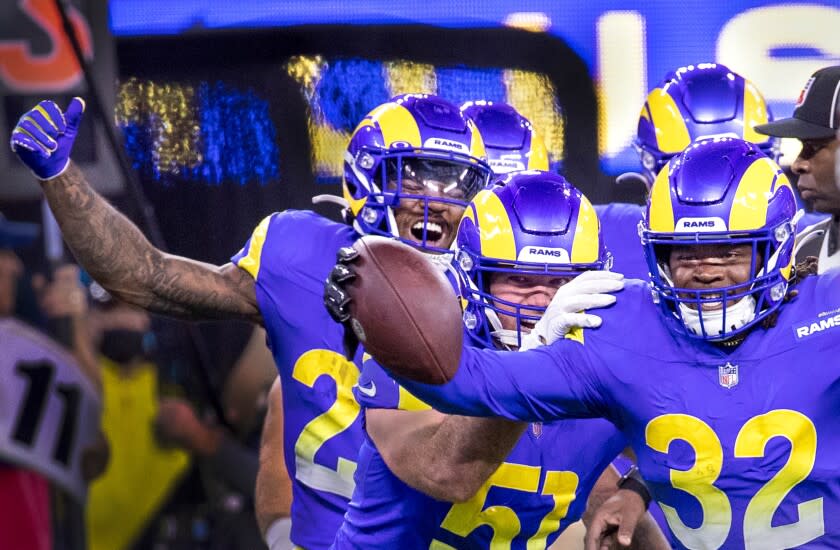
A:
[343,94,492,257]
[457,249,599,350]
[642,193,796,342]
[348,147,489,255]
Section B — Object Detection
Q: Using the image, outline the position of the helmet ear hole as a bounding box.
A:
[343,178,359,198]
[642,151,658,171]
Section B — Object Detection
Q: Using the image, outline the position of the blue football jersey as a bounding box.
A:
[232,210,364,549]
[333,353,627,548]
[395,272,840,549]
[594,203,649,280]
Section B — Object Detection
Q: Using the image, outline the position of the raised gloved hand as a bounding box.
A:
[10,97,85,180]
[520,270,624,351]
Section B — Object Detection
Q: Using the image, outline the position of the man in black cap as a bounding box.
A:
[755,65,840,272]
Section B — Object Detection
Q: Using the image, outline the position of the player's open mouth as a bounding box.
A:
[520,319,537,332]
[699,293,725,311]
[679,291,725,310]
[410,220,446,244]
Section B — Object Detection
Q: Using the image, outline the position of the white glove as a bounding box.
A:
[520,270,624,351]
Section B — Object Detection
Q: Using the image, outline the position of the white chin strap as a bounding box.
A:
[486,306,526,350]
[678,295,756,338]
[490,326,521,350]
[421,250,455,272]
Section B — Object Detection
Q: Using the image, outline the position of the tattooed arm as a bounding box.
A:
[10,98,258,322]
[43,163,261,323]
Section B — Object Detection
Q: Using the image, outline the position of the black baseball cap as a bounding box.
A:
[754,65,840,140]
[0,213,39,250]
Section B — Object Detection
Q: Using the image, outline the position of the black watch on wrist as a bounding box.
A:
[617,465,652,510]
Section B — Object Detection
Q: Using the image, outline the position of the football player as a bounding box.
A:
[459,100,677,546]
[459,100,549,176]
[334,137,840,549]
[599,62,789,280]
[330,169,669,549]
[9,94,491,549]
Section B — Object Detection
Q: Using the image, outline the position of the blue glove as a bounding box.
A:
[10,97,86,180]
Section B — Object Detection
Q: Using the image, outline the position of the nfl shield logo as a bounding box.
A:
[531,422,543,438]
[718,363,739,389]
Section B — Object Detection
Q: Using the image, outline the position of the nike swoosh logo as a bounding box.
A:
[356,381,376,397]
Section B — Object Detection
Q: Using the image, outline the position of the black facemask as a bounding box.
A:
[100,329,148,364]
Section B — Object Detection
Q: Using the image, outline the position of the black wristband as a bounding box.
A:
[617,465,652,510]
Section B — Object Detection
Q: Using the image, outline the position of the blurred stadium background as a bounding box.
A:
[3,1,839,265]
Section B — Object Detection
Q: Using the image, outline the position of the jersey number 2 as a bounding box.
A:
[291,349,361,499]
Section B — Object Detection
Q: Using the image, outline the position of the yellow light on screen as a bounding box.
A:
[503,12,552,33]
[115,77,203,173]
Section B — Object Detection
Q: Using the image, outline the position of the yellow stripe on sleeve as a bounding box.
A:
[236,215,273,281]
[565,326,584,344]
[398,386,432,411]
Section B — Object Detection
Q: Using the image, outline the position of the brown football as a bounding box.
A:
[345,236,463,385]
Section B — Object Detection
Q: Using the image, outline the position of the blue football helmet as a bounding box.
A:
[634,63,779,186]
[343,94,492,254]
[640,137,797,341]
[460,100,549,176]
[456,170,611,349]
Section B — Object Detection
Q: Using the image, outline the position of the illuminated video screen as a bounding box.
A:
[115,78,280,186]
[284,55,565,183]
[110,0,840,174]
